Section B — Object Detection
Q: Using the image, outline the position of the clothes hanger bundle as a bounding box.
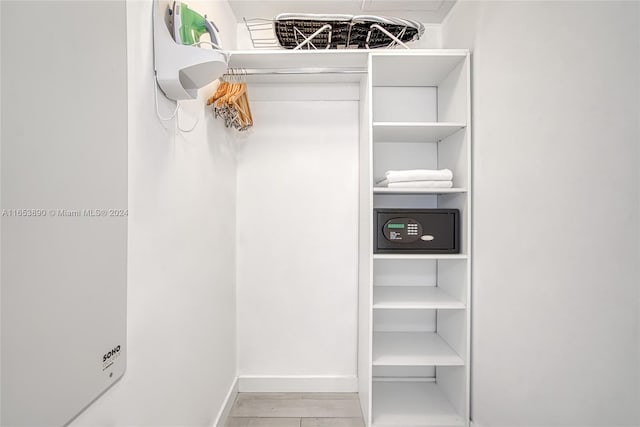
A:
[207,69,253,131]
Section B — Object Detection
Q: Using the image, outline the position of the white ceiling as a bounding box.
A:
[227,0,457,24]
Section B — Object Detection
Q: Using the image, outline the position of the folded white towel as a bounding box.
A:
[384,169,453,183]
[377,180,453,188]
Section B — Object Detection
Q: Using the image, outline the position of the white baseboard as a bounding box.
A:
[214,377,239,427]
[238,375,358,392]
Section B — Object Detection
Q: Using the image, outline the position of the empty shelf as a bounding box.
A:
[373,286,465,310]
[372,381,465,427]
[372,51,468,87]
[373,332,463,367]
[373,122,466,143]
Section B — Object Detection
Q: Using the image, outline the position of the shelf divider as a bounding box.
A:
[373,122,466,142]
[373,187,466,195]
[373,331,464,367]
[373,254,467,260]
[373,286,465,310]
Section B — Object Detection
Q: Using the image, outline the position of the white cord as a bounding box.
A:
[177,107,200,133]
[153,77,179,121]
[153,76,200,132]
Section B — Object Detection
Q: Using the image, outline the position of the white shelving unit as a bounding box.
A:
[360,50,471,427]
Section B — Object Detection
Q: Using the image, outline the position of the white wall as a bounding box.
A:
[442,2,640,426]
[235,85,360,391]
[1,2,127,425]
[70,1,239,426]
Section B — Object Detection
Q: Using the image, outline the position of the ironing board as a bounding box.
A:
[246,13,425,50]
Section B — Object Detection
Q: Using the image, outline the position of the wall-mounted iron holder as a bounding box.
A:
[153,0,228,100]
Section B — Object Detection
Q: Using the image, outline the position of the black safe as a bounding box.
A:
[374,209,460,254]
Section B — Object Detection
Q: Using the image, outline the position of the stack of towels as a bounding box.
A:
[377,169,453,188]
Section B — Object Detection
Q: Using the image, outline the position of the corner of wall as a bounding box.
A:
[213,377,239,427]
[417,24,444,48]
[439,0,478,50]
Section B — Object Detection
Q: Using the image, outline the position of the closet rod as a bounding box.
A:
[224,67,367,76]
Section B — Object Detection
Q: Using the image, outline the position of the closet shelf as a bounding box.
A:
[373,332,463,367]
[372,381,465,427]
[227,49,369,83]
[373,122,466,142]
[373,286,465,310]
[373,187,466,194]
[371,51,469,87]
[373,254,467,260]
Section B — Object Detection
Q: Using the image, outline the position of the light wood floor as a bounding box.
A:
[225,393,365,427]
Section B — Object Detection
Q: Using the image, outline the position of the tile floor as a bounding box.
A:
[225,393,365,427]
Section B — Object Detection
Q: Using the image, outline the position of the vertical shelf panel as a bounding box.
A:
[358,55,373,427]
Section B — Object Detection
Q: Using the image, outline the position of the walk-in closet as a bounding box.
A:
[227,48,471,426]
[2,1,639,427]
